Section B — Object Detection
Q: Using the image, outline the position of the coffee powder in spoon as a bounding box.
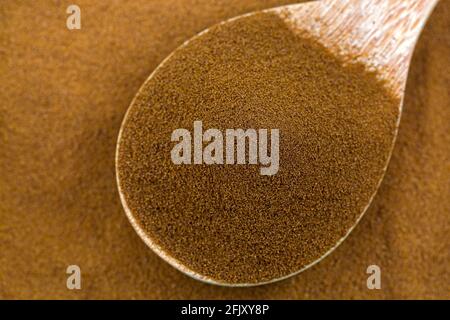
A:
[117,12,399,285]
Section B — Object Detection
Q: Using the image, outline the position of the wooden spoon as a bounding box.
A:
[116,0,438,286]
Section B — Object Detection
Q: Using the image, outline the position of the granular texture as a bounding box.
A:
[0,0,448,298]
[117,12,399,284]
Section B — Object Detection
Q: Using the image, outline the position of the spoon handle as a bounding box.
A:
[278,0,439,96]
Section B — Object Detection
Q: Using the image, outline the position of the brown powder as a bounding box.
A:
[117,12,399,284]
[0,0,448,298]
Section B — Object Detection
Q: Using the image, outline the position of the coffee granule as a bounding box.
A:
[117,12,399,284]
[1,0,448,298]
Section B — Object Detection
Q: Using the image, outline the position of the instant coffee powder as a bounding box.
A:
[2,0,447,298]
[116,12,399,284]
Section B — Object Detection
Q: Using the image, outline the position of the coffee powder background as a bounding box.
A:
[0,0,448,298]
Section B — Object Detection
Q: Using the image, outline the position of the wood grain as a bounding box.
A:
[276,0,439,97]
